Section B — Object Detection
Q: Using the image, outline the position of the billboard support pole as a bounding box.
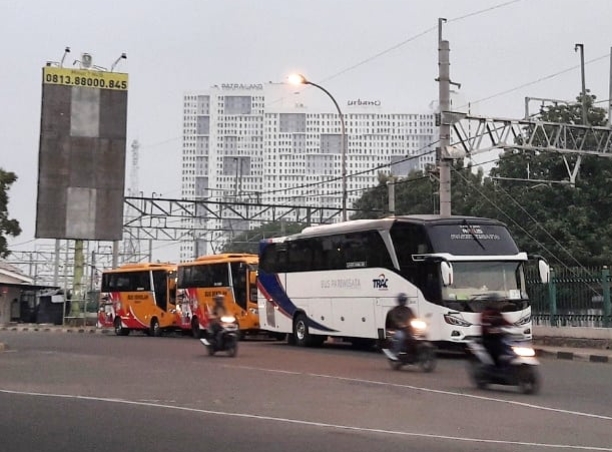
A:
[72,239,84,319]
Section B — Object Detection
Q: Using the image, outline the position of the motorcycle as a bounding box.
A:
[381,318,437,372]
[199,315,239,357]
[465,329,540,394]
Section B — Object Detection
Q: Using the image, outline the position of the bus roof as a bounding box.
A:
[105,262,177,272]
[269,215,508,242]
[183,253,258,265]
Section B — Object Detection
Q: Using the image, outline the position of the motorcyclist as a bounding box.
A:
[208,294,228,347]
[481,305,512,367]
[385,293,417,357]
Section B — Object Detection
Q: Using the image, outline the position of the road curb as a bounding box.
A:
[0,325,110,335]
[535,347,610,364]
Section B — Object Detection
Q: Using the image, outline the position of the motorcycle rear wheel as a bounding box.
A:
[517,365,540,395]
[419,348,437,373]
[227,341,238,358]
[468,361,488,389]
[388,359,403,370]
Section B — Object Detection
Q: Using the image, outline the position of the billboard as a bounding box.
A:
[36,66,128,241]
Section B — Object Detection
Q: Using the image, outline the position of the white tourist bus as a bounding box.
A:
[257,215,549,348]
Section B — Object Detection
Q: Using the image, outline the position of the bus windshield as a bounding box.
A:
[442,261,528,312]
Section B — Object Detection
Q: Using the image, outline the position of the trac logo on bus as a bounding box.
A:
[373,274,388,290]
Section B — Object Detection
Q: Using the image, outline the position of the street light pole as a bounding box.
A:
[288,74,347,221]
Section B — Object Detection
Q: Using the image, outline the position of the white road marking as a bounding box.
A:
[225,364,612,421]
[0,388,610,451]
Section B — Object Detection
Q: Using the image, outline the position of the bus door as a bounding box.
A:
[129,271,154,325]
[230,262,253,329]
[152,270,171,326]
[247,268,258,308]
[231,262,248,312]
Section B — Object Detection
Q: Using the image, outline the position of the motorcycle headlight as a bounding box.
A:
[410,319,427,331]
[220,316,236,323]
[512,346,536,357]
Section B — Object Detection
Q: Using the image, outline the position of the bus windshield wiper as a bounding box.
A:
[462,219,485,250]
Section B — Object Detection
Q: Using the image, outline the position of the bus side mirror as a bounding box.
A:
[538,259,550,284]
[440,261,453,286]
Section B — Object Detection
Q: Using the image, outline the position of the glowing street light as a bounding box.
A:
[288,73,347,221]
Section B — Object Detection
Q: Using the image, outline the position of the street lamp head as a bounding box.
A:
[288,73,308,85]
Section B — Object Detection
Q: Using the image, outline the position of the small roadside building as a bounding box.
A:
[0,261,60,325]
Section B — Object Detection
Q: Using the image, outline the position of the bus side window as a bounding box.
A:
[311,238,327,271]
[328,236,345,270]
[260,243,277,273]
[249,271,258,303]
[287,240,313,272]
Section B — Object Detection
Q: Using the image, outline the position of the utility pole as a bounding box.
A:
[608,46,612,127]
[72,239,84,316]
[438,18,452,217]
[575,43,588,125]
[387,177,396,215]
[53,239,60,286]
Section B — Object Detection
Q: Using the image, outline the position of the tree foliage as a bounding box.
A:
[0,168,22,258]
[350,92,611,267]
[221,221,308,254]
[350,160,486,219]
[482,92,612,267]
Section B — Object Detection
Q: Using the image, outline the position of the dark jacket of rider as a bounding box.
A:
[386,293,416,355]
[481,306,511,366]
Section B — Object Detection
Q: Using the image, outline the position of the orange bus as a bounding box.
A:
[97,262,178,336]
[176,253,259,338]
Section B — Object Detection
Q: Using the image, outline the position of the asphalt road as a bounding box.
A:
[1,332,611,452]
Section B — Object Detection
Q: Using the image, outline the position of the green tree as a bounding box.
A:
[351,160,486,219]
[0,168,22,258]
[482,92,612,267]
[221,221,308,254]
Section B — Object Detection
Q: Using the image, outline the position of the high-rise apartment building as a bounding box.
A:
[180,83,437,260]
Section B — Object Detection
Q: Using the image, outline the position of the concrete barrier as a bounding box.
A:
[534,326,612,340]
[533,325,612,349]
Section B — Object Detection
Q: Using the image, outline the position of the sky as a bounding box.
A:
[2,0,612,263]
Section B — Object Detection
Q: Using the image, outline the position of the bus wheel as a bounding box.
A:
[191,318,202,339]
[114,318,130,336]
[293,314,312,347]
[150,318,162,337]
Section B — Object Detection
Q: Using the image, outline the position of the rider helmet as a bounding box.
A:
[397,293,408,306]
[214,293,225,306]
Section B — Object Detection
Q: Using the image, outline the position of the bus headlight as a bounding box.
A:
[443,314,471,327]
[514,315,531,326]
[220,316,236,323]
[249,308,258,315]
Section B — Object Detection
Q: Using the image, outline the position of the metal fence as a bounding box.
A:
[526,266,612,328]
[62,291,99,327]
